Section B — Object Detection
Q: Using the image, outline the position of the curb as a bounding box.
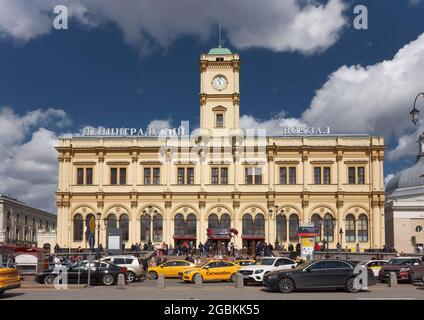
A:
[21,284,88,289]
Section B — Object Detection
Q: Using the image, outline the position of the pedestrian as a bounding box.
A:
[356,243,360,253]
[336,242,341,251]
[54,243,60,254]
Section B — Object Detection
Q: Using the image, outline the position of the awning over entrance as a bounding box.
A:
[173,235,197,240]
[207,228,231,240]
[241,236,265,240]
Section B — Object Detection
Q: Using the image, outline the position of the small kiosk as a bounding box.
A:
[297,224,319,261]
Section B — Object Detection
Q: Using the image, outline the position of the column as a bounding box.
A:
[372,202,381,249]
[132,157,138,187]
[200,151,205,190]
[302,152,308,191]
[337,153,343,191]
[337,203,344,249]
[199,204,206,244]
[165,205,172,245]
[233,204,242,250]
[233,150,239,190]
[166,151,172,189]
[268,154,275,191]
[131,204,137,245]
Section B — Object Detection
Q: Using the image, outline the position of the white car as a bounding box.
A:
[238,257,296,284]
[358,259,388,277]
[101,255,144,282]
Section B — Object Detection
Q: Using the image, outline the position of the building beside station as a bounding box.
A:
[385,134,424,254]
[0,194,57,248]
[56,43,386,253]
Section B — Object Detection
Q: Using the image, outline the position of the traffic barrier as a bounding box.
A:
[388,272,398,287]
[194,274,203,288]
[234,273,244,288]
[117,274,126,289]
[157,274,165,289]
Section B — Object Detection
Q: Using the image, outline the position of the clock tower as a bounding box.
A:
[199,39,241,137]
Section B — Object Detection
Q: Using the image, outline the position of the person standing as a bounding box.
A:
[198,242,204,257]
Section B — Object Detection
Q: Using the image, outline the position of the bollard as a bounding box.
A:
[388,272,398,287]
[194,274,203,288]
[234,273,244,288]
[157,274,165,289]
[117,274,126,289]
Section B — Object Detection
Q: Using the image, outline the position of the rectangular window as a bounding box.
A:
[245,167,253,185]
[110,168,118,185]
[279,167,287,184]
[323,167,330,184]
[288,167,296,184]
[77,168,84,185]
[211,168,219,184]
[86,168,93,185]
[348,167,356,184]
[177,168,185,185]
[119,168,127,185]
[255,167,262,185]
[358,167,365,184]
[153,168,160,185]
[186,167,194,185]
[216,114,224,128]
[220,167,228,184]
[144,168,151,185]
[314,167,321,184]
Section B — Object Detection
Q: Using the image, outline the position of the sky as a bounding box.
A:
[0,0,424,212]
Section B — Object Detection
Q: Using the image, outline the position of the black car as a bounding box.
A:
[263,259,376,293]
[35,260,127,286]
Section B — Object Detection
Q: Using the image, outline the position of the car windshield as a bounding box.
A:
[388,259,412,265]
[257,259,275,266]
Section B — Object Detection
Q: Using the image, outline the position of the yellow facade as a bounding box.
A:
[56,45,385,251]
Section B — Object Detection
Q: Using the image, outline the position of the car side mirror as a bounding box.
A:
[414,262,419,266]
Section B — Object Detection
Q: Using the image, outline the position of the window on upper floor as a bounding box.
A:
[211,167,228,185]
[144,167,161,185]
[76,167,93,185]
[279,167,296,185]
[177,167,194,185]
[216,113,224,128]
[348,166,366,184]
[245,167,262,185]
[313,166,331,185]
[110,167,126,185]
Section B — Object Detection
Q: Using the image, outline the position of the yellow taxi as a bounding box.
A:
[234,259,256,267]
[148,260,197,279]
[182,260,240,283]
[0,267,21,295]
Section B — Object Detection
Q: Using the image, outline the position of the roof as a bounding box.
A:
[208,47,232,55]
[386,156,424,193]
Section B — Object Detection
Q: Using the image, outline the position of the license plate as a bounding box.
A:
[243,275,250,279]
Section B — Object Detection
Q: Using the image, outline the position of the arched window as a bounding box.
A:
[85,214,96,244]
[153,214,163,242]
[276,214,287,242]
[323,213,334,243]
[242,214,254,236]
[73,214,83,241]
[289,214,299,242]
[311,214,323,241]
[140,214,151,242]
[174,214,185,237]
[186,214,197,236]
[345,214,355,242]
[208,214,219,229]
[106,214,117,230]
[358,214,368,242]
[119,214,129,241]
[220,214,231,229]
[254,214,265,236]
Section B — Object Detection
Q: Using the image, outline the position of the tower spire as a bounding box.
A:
[218,24,222,48]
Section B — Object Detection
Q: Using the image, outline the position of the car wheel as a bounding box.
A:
[102,274,115,286]
[230,273,237,282]
[345,277,360,293]
[43,274,56,285]
[127,271,136,283]
[148,271,158,280]
[278,278,294,293]
[0,290,5,295]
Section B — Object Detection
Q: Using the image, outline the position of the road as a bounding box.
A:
[1,279,424,300]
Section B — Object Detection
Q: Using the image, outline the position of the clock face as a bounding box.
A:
[212,75,228,91]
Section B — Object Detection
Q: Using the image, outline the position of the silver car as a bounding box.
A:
[101,255,144,282]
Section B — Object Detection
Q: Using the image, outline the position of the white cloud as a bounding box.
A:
[384,174,395,186]
[0,106,71,213]
[240,112,306,135]
[409,0,421,6]
[301,32,424,161]
[0,0,348,55]
[147,119,172,130]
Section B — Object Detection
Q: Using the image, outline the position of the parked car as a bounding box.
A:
[181,260,240,283]
[35,260,127,286]
[378,257,424,283]
[0,267,21,295]
[101,255,144,282]
[238,257,296,284]
[263,259,376,293]
[148,260,197,279]
[358,259,388,277]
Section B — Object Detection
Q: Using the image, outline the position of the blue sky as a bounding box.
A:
[0,0,424,211]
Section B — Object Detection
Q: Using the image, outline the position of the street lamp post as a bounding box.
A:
[410,93,424,125]
[142,206,159,249]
